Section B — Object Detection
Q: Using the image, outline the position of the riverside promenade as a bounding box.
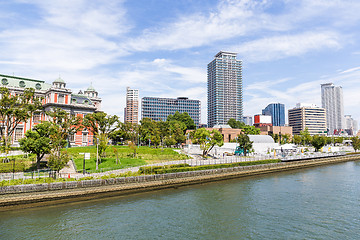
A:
[1,154,360,210]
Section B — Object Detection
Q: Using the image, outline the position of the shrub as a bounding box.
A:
[139,159,281,175]
[0,161,26,173]
[138,163,191,174]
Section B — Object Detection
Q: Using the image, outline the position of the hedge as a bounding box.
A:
[138,159,280,175]
[138,163,190,174]
[0,161,26,173]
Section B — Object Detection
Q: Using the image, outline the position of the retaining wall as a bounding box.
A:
[2,154,360,195]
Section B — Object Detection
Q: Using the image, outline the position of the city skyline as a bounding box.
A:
[0,1,360,126]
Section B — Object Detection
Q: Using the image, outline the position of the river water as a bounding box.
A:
[1,161,360,240]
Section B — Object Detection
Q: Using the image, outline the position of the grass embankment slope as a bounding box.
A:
[67,146,188,172]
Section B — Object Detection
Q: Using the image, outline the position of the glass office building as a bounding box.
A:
[207,51,243,127]
[141,97,201,126]
[262,103,285,126]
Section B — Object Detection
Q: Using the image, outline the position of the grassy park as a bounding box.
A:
[68,146,189,173]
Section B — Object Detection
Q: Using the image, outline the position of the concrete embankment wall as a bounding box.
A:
[1,154,359,209]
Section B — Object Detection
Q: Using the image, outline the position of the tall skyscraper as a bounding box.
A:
[207,51,243,127]
[141,97,201,126]
[288,103,327,135]
[321,83,344,135]
[124,87,139,124]
[262,103,285,126]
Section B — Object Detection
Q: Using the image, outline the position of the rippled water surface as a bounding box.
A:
[1,161,360,239]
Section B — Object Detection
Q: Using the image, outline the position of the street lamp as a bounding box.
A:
[96,137,99,170]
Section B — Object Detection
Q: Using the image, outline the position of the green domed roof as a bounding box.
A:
[86,84,96,92]
[53,77,65,83]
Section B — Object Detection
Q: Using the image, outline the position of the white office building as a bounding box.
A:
[321,83,344,135]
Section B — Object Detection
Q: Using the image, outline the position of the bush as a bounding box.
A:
[138,163,191,174]
[139,159,281,175]
[0,161,26,173]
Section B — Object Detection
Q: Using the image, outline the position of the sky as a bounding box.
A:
[0,0,360,127]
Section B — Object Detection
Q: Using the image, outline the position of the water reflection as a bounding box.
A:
[1,161,359,240]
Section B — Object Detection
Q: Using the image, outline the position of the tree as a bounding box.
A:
[242,125,260,135]
[167,111,196,130]
[292,135,302,145]
[168,120,186,145]
[282,133,291,144]
[48,150,70,178]
[19,122,55,169]
[0,87,43,155]
[227,118,245,129]
[46,108,83,148]
[300,128,312,145]
[236,133,253,156]
[120,122,140,157]
[311,135,326,152]
[191,128,224,157]
[83,112,118,169]
[271,133,279,143]
[351,136,360,152]
[227,118,260,135]
[140,118,161,147]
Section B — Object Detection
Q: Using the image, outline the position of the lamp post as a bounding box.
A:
[96,137,99,170]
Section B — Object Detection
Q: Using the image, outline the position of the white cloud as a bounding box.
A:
[126,0,289,51]
[0,0,129,72]
[234,31,341,62]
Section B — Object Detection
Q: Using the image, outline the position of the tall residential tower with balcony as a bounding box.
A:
[207,51,243,127]
[124,87,139,124]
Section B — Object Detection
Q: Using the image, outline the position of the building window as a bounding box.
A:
[58,94,65,104]
[14,128,23,141]
[69,134,75,142]
[82,132,88,143]
[33,113,41,123]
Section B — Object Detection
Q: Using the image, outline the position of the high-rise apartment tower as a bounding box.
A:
[207,51,243,127]
[124,87,139,124]
[321,83,344,135]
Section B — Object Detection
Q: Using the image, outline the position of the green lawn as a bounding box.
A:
[67,145,188,173]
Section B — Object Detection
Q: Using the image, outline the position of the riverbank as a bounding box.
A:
[1,154,359,211]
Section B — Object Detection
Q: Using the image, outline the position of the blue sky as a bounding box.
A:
[1,0,360,127]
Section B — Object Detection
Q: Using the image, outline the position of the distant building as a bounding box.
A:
[321,83,344,134]
[0,73,101,146]
[124,87,139,124]
[242,116,253,126]
[198,123,208,128]
[344,115,358,135]
[141,97,201,126]
[254,114,272,128]
[207,51,243,127]
[262,103,285,126]
[257,125,293,137]
[288,103,327,135]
